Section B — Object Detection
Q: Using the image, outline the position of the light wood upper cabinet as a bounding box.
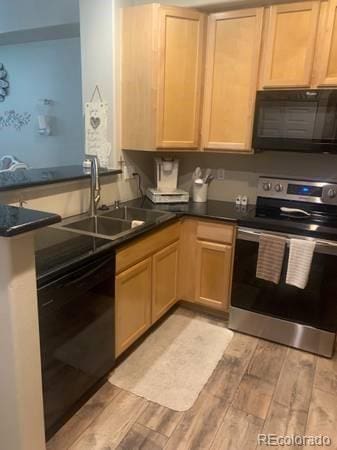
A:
[195,240,233,312]
[152,241,179,322]
[318,0,337,85]
[115,258,152,356]
[260,2,320,88]
[122,4,206,151]
[158,7,205,148]
[202,8,264,152]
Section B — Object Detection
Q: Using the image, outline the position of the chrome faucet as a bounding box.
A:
[88,156,101,216]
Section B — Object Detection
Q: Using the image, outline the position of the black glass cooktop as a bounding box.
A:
[35,227,113,283]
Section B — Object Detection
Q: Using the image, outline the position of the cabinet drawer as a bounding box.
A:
[116,221,180,273]
[196,221,234,244]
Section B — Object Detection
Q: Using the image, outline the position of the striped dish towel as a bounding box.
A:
[256,234,286,284]
[286,239,315,289]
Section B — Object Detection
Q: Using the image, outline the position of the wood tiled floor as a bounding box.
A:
[47,322,337,450]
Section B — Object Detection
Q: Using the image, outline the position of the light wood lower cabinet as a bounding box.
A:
[115,258,152,356]
[116,218,236,356]
[179,218,236,313]
[195,240,232,312]
[152,241,179,322]
[116,227,180,356]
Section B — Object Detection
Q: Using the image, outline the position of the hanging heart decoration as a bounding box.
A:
[90,116,101,129]
[0,63,9,103]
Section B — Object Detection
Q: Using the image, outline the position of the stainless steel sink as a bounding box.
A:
[58,206,174,240]
[62,216,135,236]
[102,206,169,222]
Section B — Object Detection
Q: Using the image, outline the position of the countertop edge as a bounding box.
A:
[0,205,61,238]
[0,168,122,193]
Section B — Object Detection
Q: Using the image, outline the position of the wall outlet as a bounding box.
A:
[216,168,225,181]
[123,164,135,181]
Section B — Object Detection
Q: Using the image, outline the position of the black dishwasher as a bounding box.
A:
[37,243,115,439]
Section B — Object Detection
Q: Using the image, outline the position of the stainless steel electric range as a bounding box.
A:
[229,176,337,357]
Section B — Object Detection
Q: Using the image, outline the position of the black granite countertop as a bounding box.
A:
[35,199,250,283]
[0,205,61,237]
[122,197,254,222]
[35,197,337,283]
[37,196,337,283]
[35,215,177,285]
[118,198,337,240]
[0,165,122,192]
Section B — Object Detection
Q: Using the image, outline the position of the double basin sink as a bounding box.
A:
[60,206,174,240]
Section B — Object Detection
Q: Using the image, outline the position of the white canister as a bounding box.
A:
[193,179,208,202]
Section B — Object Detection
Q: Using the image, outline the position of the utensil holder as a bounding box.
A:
[193,183,208,202]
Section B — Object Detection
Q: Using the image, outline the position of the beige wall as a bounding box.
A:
[160,151,337,204]
[0,234,46,450]
[0,153,154,217]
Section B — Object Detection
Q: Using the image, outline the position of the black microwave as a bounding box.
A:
[252,90,337,153]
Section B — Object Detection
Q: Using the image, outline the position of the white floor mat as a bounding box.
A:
[109,308,233,411]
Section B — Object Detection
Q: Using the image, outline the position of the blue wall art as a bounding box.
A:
[0,110,31,131]
[0,63,9,102]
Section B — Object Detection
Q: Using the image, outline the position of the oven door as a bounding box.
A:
[229,227,337,356]
[252,89,337,153]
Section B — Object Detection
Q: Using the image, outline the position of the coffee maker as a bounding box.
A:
[146,158,189,203]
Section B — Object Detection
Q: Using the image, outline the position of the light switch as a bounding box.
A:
[216,168,225,180]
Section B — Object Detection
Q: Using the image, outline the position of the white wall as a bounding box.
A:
[0,38,84,168]
[0,0,80,33]
[80,0,134,167]
[80,0,115,163]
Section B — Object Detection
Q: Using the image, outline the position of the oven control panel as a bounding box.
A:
[257,177,337,204]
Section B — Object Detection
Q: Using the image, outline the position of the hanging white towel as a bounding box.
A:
[286,239,316,289]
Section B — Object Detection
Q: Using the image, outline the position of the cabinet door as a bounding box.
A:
[156,7,206,149]
[115,258,152,356]
[318,0,337,85]
[195,241,232,312]
[152,241,179,322]
[261,2,320,88]
[202,8,263,151]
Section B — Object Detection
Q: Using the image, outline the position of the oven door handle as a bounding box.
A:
[280,207,311,217]
[238,227,337,255]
